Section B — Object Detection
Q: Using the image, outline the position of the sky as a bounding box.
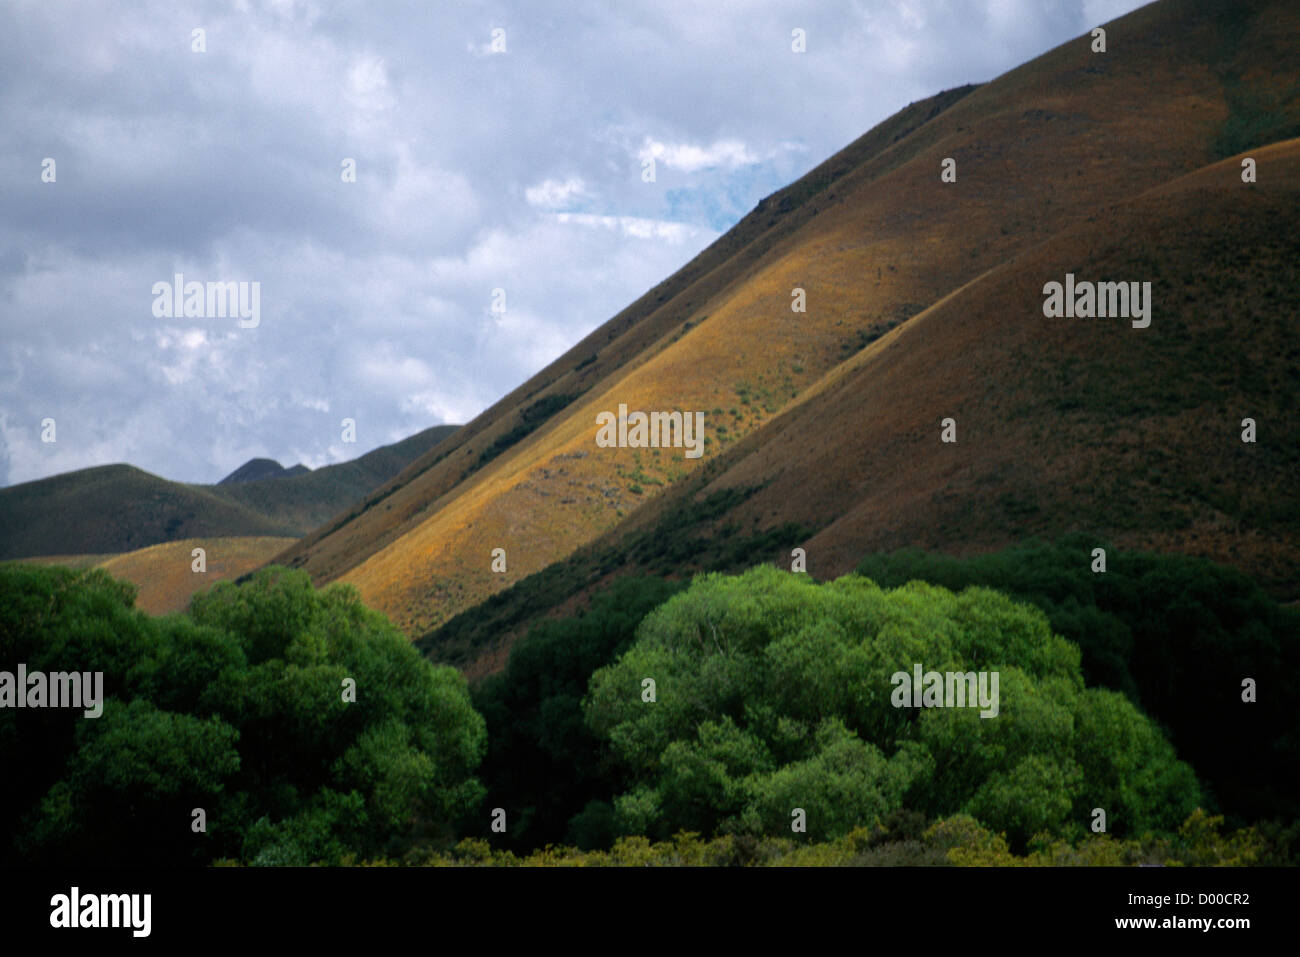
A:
[0,0,1149,487]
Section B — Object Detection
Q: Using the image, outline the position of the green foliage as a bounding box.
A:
[854,536,1300,826]
[0,564,485,866]
[837,318,904,358]
[585,566,1201,849]
[1203,0,1300,160]
[474,393,579,469]
[26,700,240,866]
[469,576,687,851]
[387,807,1258,868]
[1212,76,1300,160]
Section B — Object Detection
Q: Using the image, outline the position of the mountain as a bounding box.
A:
[270,0,1300,677]
[0,464,298,558]
[218,459,311,484]
[0,424,458,560]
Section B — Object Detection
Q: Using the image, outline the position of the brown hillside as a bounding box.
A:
[705,138,1300,591]
[97,537,298,615]
[273,0,1300,644]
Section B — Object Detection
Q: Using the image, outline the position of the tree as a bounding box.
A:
[469,575,686,850]
[586,565,1201,848]
[1,564,486,865]
[855,536,1300,825]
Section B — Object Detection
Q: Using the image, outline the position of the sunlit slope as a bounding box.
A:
[96,536,298,615]
[270,82,982,583]
[278,0,1300,637]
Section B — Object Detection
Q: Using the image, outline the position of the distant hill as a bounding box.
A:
[269,0,1300,678]
[0,464,298,559]
[218,458,311,484]
[0,424,458,560]
[97,536,299,615]
[15,536,302,616]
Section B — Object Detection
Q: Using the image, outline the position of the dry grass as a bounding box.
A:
[6,553,119,570]
[96,537,299,615]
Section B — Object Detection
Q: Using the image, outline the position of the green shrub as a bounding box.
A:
[0,564,486,866]
[469,575,686,851]
[585,566,1201,849]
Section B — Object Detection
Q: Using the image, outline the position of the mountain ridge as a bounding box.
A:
[218,458,311,485]
[0,424,459,560]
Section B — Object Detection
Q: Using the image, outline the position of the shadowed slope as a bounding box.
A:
[0,424,457,559]
[0,465,298,558]
[704,138,1300,591]
[218,459,310,484]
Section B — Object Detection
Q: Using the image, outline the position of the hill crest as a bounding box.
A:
[218,459,312,485]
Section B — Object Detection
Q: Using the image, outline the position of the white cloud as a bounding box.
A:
[466,27,509,58]
[554,213,711,245]
[347,55,389,102]
[525,177,588,209]
[1083,0,1146,26]
[355,348,437,393]
[637,137,758,172]
[402,388,484,426]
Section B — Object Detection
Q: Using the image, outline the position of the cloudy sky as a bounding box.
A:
[0,0,1147,487]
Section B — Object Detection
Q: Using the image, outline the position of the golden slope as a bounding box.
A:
[97,537,298,615]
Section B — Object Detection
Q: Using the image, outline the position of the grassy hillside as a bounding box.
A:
[0,464,299,558]
[270,81,982,588]
[215,424,459,534]
[711,139,1300,591]
[0,424,456,560]
[218,458,310,484]
[96,536,298,615]
[270,0,1299,667]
